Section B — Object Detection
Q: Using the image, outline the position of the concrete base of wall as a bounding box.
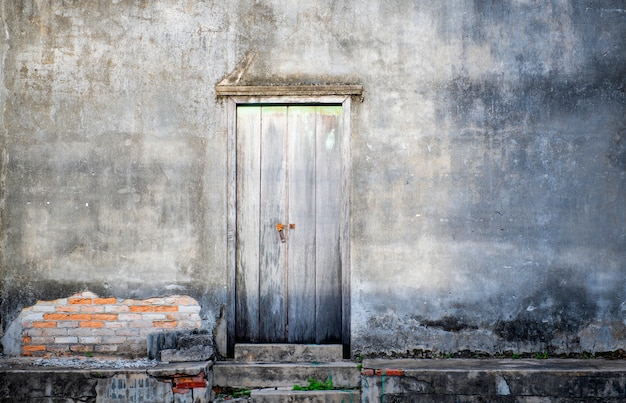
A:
[361,359,626,402]
[3,357,626,401]
[0,359,212,403]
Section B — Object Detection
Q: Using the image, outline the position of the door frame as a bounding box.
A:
[225,93,355,358]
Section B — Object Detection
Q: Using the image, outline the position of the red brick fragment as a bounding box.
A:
[176,382,207,389]
[94,298,117,304]
[375,369,404,376]
[69,298,93,305]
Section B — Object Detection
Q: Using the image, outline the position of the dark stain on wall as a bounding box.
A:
[494,279,596,345]
[422,316,479,332]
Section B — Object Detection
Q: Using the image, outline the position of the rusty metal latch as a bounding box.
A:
[276,223,286,243]
[276,223,295,243]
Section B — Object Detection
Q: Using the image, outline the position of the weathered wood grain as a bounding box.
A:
[236,106,262,342]
[287,106,317,342]
[259,106,288,342]
[315,106,343,343]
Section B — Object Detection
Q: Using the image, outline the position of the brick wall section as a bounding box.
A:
[20,291,203,357]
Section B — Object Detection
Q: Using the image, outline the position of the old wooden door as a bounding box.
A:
[235,105,343,344]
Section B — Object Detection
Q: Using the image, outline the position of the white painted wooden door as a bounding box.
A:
[235,105,342,344]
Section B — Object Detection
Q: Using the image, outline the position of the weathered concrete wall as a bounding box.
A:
[0,0,231,352]
[1,0,625,357]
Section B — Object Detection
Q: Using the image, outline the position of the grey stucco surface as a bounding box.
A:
[1,0,625,357]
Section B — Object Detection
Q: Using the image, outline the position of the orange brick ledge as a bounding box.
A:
[19,291,203,357]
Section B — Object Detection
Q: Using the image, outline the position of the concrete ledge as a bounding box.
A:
[361,359,626,401]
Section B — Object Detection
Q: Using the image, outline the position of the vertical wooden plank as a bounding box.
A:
[315,105,343,343]
[259,106,288,342]
[235,106,262,342]
[227,98,237,356]
[287,106,317,342]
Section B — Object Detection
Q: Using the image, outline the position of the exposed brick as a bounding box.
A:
[68,313,92,321]
[56,321,80,328]
[174,374,207,390]
[46,345,72,353]
[361,368,375,376]
[95,344,118,353]
[31,337,56,344]
[101,336,127,344]
[71,328,115,337]
[178,305,201,313]
[114,329,147,337]
[118,313,143,321]
[146,298,165,305]
[56,305,81,312]
[80,321,103,328]
[78,336,102,344]
[29,328,68,337]
[375,369,405,376]
[44,313,69,321]
[104,321,127,329]
[70,344,95,353]
[33,321,56,328]
[29,305,56,313]
[19,293,203,357]
[23,345,46,352]
[54,336,78,344]
[154,305,178,312]
[130,320,155,328]
[77,305,105,313]
[22,313,44,321]
[94,298,117,304]
[129,305,153,313]
[176,381,206,389]
[93,313,118,321]
[154,321,178,328]
[142,313,167,321]
[105,305,129,313]
[174,373,205,385]
[166,296,192,305]
[69,298,93,305]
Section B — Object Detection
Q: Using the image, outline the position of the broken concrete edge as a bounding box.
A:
[360,358,626,375]
[147,329,215,362]
[0,359,212,377]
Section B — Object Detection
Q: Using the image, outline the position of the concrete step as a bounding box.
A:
[234,344,343,362]
[212,361,360,389]
[251,387,360,403]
